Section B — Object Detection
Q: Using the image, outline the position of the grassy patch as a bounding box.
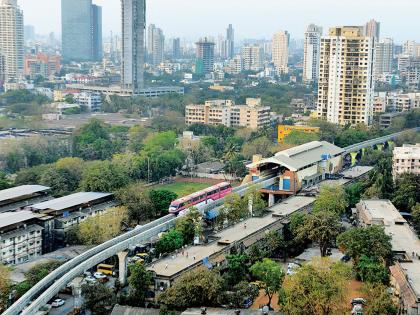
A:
[154,181,212,198]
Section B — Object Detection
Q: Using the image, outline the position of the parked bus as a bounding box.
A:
[169,182,232,215]
[97,264,115,276]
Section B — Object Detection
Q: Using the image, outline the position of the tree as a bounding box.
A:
[175,208,202,245]
[76,207,127,245]
[281,258,352,315]
[157,269,223,309]
[156,229,184,255]
[225,254,249,287]
[241,137,276,159]
[245,187,267,217]
[150,189,178,217]
[297,211,342,257]
[72,119,116,160]
[223,281,260,309]
[128,125,150,152]
[0,264,10,313]
[345,182,365,208]
[82,283,116,315]
[217,193,249,227]
[313,184,348,215]
[0,172,10,190]
[80,160,130,192]
[250,258,284,309]
[362,283,397,315]
[412,204,420,235]
[284,130,320,145]
[392,174,420,212]
[116,183,155,224]
[224,155,247,178]
[261,230,287,259]
[356,255,389,284]
[39,166,80,196]
[142,131,178,152]
[337,225,392,263]
[128,264,153,306]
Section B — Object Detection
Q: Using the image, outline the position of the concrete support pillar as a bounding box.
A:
[388,141,395,149]
[268,194,275,208]
[362,147,366,157]
[118,251,129,286]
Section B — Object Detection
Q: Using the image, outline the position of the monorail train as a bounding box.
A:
[168,182,232,214]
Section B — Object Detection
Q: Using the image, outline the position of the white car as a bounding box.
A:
[93,272,107,280]
[287,262,301,275]
[51,299,65,308]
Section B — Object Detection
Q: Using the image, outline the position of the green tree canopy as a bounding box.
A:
[157,269,224,309]
[337,225,392,263]
[116,183,154,224]
[156,229,184,255]
[128,264,153,306]
[250,258,284,308]
[297,211,342,257]
[281,258,352,315]
[356,255,389,284]
[0,264,10,313]
[150,189,178,217]
[80,160,130,192]
[361,283,398,315]
[82,283,116,315]
[313,184,348,215]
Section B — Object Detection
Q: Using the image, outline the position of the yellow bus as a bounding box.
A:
[97,264,115,276]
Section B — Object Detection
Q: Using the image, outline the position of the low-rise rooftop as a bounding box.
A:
[0,185,50,203]
[30,192,113,212]
[0,210,42,230]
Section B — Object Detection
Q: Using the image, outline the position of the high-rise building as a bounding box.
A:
[303,24,322,83]
[403,40,420,58]
[226,24,235,59]
[0,0,24,86]
[241,44,263,71]
[91,4,103,60]
[317,26,375,126]
[364,19,380,40]
[147,24,164,65]
[195,38,215,75]
[375,38,394,78]
[61,0,102,61]
[272,30,289,74]
[121,0,146,93]
[24,24,35,42]
[173,38,181,59]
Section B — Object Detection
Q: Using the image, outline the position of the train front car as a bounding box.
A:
[167,182,233,215]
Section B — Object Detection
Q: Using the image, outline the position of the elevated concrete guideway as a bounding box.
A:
[5,129,418,315]
[5,176,276,315]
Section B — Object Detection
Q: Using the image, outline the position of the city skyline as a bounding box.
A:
[21,0,420,42]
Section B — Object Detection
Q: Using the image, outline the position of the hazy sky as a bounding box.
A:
[20,0,419,42]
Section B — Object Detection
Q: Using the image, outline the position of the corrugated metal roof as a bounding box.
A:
[0,210,41,229]
[0,185,51,203]
[248,141,345,171]
[31,192,112,211]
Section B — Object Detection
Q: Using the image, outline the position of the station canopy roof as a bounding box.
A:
[247,141,345,172]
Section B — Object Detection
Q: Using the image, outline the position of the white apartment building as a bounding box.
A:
[317,26,375,126]
[375,38,394,78]
[0,211,43,265]
[147,24,165,66]
[386,92,420,112]
[392,144,420,180]
[303,24,322,83]
[185,98,270,130]
[241,44,263,71]
[272,30,289,74]
[225,55,243,74]
[0,0,24,85]
[403,40,420,58]
[75,92,102,111]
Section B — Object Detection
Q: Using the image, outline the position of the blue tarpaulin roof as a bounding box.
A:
[205,209,218,220]
[202,257,213,269]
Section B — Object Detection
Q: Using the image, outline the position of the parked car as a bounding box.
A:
[287,262,301,275]
[93,272,108,282]
[51,299,65,308]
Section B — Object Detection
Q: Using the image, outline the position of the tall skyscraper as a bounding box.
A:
[272,30,290,74]
[375,38,394,77]
[91,4,103,60]
[24,25,35,42]
[61,0,102,61]
[364,19,380,40]
[317,26,375,126]
[0,0,24,85]
[172,38,181,59]
[303,24,322,83]
[241,44,263,71]
[195,38,215,75]
[226,24,235,59]
[147,24,164,65]
[121,0,146,93]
